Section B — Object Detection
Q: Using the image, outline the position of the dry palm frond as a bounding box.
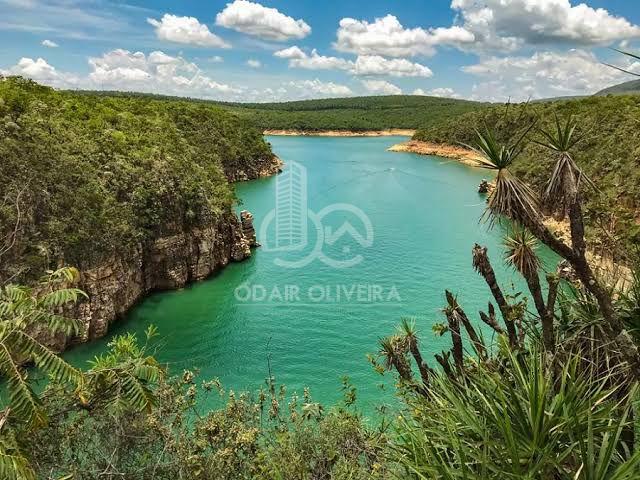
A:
[467,127,541,227]
[535,116,595,211]
[503,225,540,278]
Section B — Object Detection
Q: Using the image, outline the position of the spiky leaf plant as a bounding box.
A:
[468,127,540,227]
[535,115,594,213]
[503,225,540,279]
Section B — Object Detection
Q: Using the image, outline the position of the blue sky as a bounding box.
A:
[1,0,640,102]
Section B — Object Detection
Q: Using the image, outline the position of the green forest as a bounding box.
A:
[72,90,485,132]
[2,76,640,479]
[414,95,640,256]
[0,77,274,280]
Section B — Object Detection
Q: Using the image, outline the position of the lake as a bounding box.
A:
[64,135,554,414]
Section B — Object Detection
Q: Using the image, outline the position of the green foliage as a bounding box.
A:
[0,267,84,427]
[414,96,640,254]
[394,348,640,479]
[25,368,393,479]
[0,76,274,280]
[227,95,485,131]
[73,90,486,131]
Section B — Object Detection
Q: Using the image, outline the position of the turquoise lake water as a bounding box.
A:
[63,135,554,413]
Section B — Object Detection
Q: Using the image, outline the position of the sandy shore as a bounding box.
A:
[264,129,415,137]
[388,140,485,167]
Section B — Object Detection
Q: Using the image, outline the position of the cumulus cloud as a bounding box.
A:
[87,49,239,97]
[451,0,640,52]
[275,47,353,71]
[3,57,79,87]
[215,0,311,41]
[148,14,229,48]
[246,59,261,68]
[463,49,639,101]
[413,87,461,98]
[353,55,432,77]
[273,47,432,77]
[287,78,352,97]
[361,79,402,95]
[41,39,58,48]
[334,14,474,57]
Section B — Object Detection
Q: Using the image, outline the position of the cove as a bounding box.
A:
[63,135,555,413]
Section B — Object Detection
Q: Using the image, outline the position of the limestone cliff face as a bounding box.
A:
[225,155,284,182]
[56,212,252,351]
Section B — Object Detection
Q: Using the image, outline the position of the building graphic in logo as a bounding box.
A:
[274,161,307,251]
[260,161,373,269]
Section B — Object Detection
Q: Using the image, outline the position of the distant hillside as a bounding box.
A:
[222,95,486,131]
[69,90,487,132]
[414,95,640,255]
[596,79,640,96]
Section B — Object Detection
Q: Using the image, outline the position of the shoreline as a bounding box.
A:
[388,140,484,167]
[264,129,415,137]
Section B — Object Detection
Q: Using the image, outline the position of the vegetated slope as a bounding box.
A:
[222,95,486,131]
[414,95,640,253]
[0,77,275,280]
[71,90,487,131]
[596,79,640,96]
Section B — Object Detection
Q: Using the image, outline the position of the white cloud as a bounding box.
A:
[41,39,58,48]
[274,47,432,77]
[215,0,310,41]
[2,57,79,87]
[353,55,432,77]
[87,49,239,97]
[246,59,261,68]
[286,78,352,98]
[334,14,474,57]
[463,49,639,101]
[288,47,353,70]
[413,87,461,98]
[361,79,402,95]
[148,14,229,48]
[452,0,640,52]
[273,45,306,59]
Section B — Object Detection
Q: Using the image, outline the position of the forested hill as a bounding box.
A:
[219,95,485,131]
[0,76,275,280]
[414,95,640,253]
[71,90,486,131]
[596,79,640,96]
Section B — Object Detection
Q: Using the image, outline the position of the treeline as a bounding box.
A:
[69,89,487,131]
[226,95,485,131]
[414,95,640,255]
[0,77,274,280]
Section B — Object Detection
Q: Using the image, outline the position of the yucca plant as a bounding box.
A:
[503,226,557,351]
[468,126,540,228]
[398,318,432,387]
[395,347,640,479]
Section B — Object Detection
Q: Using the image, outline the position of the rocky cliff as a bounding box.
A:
[51,212,256,351]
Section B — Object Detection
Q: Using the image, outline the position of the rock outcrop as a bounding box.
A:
[224,155,284,182]
[240,210,258,247]
[55,212,253,351]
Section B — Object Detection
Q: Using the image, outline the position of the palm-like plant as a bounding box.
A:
[535,115,594,214]
[378,335,412,383]
[0,267,85,479]
[503,226,557,351]
[0,267,85,426]
[468,127,540,227]
[80,327,164,413]
[398,318,431,387]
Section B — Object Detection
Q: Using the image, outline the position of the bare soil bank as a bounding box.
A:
[388,140,484,167]
[264,129,416,137]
